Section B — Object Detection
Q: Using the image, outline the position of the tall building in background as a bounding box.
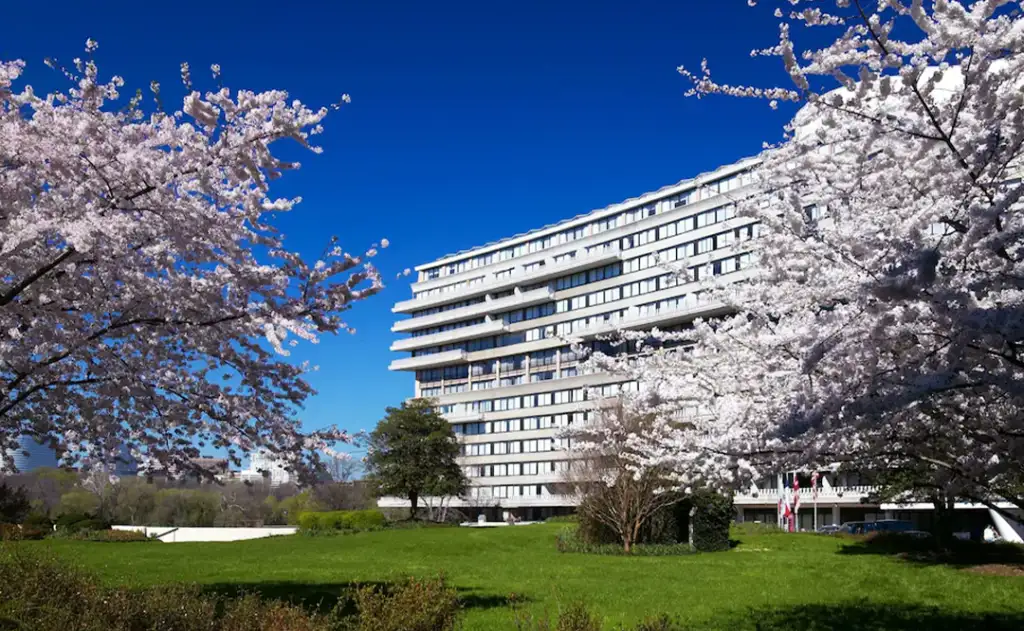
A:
[238,450,293,487]
[0,435,60,474]
[386,157,762,521]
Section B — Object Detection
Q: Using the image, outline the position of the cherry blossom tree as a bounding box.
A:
[589,0,1024,515]
[0,42,384,482]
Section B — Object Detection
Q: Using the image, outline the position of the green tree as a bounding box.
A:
[0,482,30,523]
[112,478,158,525]
[365,399,467,519]
[57,490,99,518]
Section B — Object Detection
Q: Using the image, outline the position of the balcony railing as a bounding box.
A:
[388,349,467,372]
[393,246,621,314]
[734,486,878,505]
[392,286,555,333]
[390,319,507,352]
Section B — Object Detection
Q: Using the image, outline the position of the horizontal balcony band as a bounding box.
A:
[459,450,569,466]
[393,248,622,314]
[458,427,565,444]
[410,174,759,284]
[467,473,565,486]
[733,486,878,506]
[390,320,508,352]
[375,493,578,509]
[392,287,555,332]
[388,349,466,372]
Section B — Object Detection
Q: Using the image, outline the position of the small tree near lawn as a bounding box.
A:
[566,398,682,553]
[365,399,467,520]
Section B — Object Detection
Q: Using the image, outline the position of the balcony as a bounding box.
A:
[393,246,621,314]
[390,320,507,352]
[388,349,467,372]
[392,286,555,333]
[569,297,729,340]
[733,486,878,506]
[444,411,484,424]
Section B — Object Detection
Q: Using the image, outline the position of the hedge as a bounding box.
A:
[297,509,386,533]
[690,490,733,552]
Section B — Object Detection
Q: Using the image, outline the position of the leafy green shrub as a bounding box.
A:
[690,491,732,552]
[53,513,110,534]
[54,512,92,530]
[0,482,31,523]
[344,509,386,531]
[77,529,154,542]
[0,549,338,630]
[0,522,47,540]
[511,599,601,631]
[220,594,329,631]
[298,509,386,534]
[348,575,460,631]
[23,512,53,529]
[630,614,689,630]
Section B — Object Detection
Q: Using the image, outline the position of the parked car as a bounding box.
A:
[838,521,868,535]
[816,524,842,535]
[865,519,917,533]
[837,520,918,535]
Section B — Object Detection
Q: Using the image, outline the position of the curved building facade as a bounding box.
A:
[1,435,60,474]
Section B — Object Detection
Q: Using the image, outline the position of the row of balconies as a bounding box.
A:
[392,286,554,334]
[733,485,879,506]
[393,246,622,315]
[387,289,740,371]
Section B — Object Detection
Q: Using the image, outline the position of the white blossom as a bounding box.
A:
[595,1,1024,514]
[0,49,383,482]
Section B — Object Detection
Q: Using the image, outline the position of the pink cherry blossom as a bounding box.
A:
[0,43,383,483]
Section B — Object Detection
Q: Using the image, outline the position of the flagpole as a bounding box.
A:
[812,471,819,532]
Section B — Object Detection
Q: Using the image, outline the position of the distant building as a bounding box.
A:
[190,457,230,478]
[237,450,293,487]
[0,435,60,474]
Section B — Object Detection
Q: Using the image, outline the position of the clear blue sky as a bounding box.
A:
[4,0,797,447]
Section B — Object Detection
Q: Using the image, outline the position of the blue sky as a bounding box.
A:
[4,0,799,452]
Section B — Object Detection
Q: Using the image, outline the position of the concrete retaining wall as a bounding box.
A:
[112,525,297,543]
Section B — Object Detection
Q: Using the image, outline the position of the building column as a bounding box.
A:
[989,508,1024,544]
[831,505,841,526]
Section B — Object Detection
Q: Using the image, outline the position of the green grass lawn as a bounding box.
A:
[18,524,1024,630]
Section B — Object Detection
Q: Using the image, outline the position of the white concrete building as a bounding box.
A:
[384,155,1024,539]
[387,156,763,520]
[237,450,293,487]
[0,435,59,474]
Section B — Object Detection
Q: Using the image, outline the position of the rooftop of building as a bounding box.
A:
[416,154,762,271]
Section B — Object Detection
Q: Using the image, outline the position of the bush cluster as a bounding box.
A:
[571,490,733,553]
[297,509,387,534]
[55,513,111,534]
[0,550,461,631]
[689,491,733,552]
[347,575,461,631]
[0,522,48,540]
[75,529,155,542]
[512,599,689,631]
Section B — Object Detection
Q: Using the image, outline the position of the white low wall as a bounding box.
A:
[112,525,297,543]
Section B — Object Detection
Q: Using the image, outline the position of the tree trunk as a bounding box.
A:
[688,504,696,550]
[409,491,419,521]
[932,494,956,548]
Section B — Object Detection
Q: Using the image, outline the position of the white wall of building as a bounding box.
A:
[112,525,297,543]
[387,158,762,514]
